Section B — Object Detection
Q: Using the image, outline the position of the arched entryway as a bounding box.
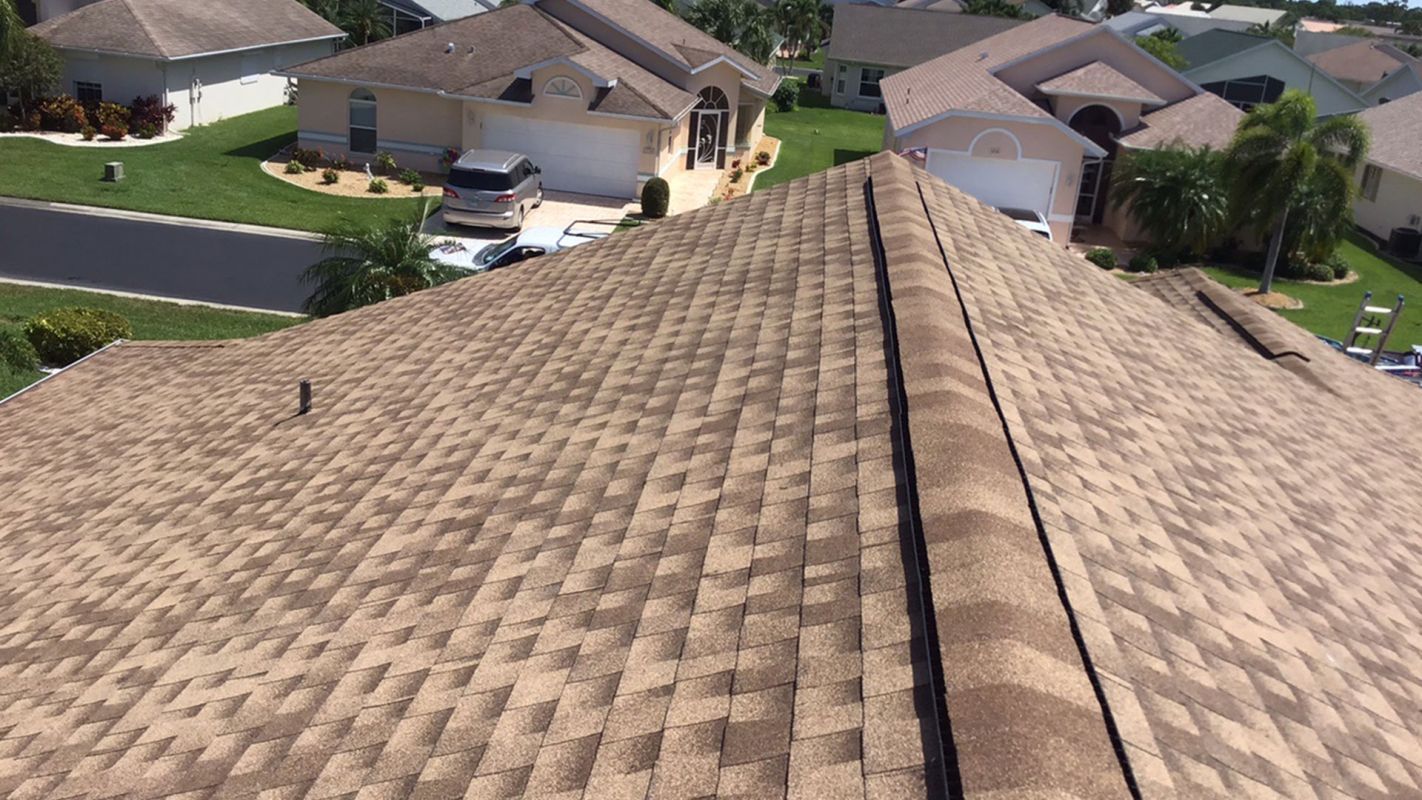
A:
[1069,104,1122,224]
[686,87,729,170]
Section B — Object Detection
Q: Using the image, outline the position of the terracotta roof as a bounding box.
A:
[1037,60,1165,104]
[1307,39,1418,86]
[283,5,691,120]
[881,14,1096,130]
[541,0,780,96]
[1360,90,1422,182]
[5,153,1422,799]
[29,0,343,59]
[825,5,1021,69]
[1118,91,1243,150]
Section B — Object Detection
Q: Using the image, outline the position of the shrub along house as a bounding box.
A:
[30,0,345,131]
[280,0,779,199]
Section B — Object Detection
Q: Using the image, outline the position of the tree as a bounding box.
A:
[1333,24,1374,37]
[1107,0,1134,15]
[0,32,61,114]
[775,0,823,63]
[1224,90,1368,294]
[0,0,22,63]
[1135,34,1186,69]
[1111,145,1231,256]
[684,0,780,62]
[301,205,462,316]
[962,0,1027,18]
[1247,19,1296,46]
[339,0,392,45]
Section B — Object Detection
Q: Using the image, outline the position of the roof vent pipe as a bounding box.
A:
[446,42,456,53]
[298,379,312,415]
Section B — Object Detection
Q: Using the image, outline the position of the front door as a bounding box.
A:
[695,112,722,170]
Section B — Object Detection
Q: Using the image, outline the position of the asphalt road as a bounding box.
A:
[0,202,322,313]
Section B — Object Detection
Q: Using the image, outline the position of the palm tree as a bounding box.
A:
[1111,145,1230,257]
[962,0,1027,19]
[1246,19,1295,46]
[301,205,462,316]
[685,0,780,62]
[340,0,393,46]
[1224,90,1368,294]
[775,0,823,64]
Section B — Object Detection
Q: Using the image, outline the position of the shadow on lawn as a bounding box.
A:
[223,131,298,161]
[834,149,875,167]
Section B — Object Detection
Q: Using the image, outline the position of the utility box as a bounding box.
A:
[104,162,125,182]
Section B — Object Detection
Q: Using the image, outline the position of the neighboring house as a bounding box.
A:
[1176,29,1367,116]
[281,0,778,198]
[6,152,1422,800]
[29,0,345,131]
[823,6,1022,111]
[31,0,95,22]
[894,0,1055,15]
[1363,60,1422,105]
[15,0,37,25]
[1141,1,1285,36]
[1295,18,1422,58]
[881,15,1243,242]
[1101,9,1172,37]
[380,0,497,34]
[1306,38,1421,95]
[1354,91,1422,246]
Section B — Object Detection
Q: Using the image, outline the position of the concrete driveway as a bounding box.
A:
[422,191,637,245]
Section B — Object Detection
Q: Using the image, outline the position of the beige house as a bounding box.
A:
[1355,91,1422,256]
[280,0,777,199]
[881,15,1243,243]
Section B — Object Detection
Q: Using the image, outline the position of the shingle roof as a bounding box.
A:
[1175,29,1273,70]
[825,5,1021,69]
[1307,39,1418,86]
[1037,60,1165,104]
[4,153,1422,799]
[29,0,343,59]
[881,15,1097,130]
[283,5,691,120]
[894,0,965,12]
[1359,90,1422,181]
[1118,91,1243,150]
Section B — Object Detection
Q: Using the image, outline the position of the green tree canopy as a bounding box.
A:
[684,0,779,62]
[301,205,463,316]
[1135,34,1186,69]
[962,0,1027,19]
[0,31,62,113]
[1111,145,1230,257]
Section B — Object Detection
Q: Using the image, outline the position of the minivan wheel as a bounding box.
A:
[533,188,544,209]
[513,204,525,230]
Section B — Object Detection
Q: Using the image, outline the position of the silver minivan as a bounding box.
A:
[442,150,544,230]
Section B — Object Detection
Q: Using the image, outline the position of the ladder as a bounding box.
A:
[1342,291,1406,366]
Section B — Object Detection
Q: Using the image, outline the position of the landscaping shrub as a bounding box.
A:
[128,95,175,137]
[772,79,799,112]
[23,307,133,366]
[80,125,96,141]
[0,326,38,373]
[1084,247,1116,270]
[291,147,325,169]
[94,102,131,141]
[439,147,462,172]
[0,108,16,133]
[1126,254,1158,274]
[330,153,354,170]
[1289,259,1335,282]
[641,176,670,218]
[1325,253,1350,281]
[368,178,390,194]
[1148,248,1182,269]
[284,160,305,175]
[756,151,771,167]
[398,168,421,185]
[411,180,425,193]
[321,167,340,185]
[38,94,87,133]
[730,167,744,183]
[375,151,398,174]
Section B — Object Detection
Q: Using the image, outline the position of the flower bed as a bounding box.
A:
[713,137,780,203]
[262,146,444,200]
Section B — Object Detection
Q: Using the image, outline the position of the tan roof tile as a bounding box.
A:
[1308,39,1418,87]
[1038,59,1166,104]
[1359,90,1422,181]
[1118,91,1243,150]
[30,0,343,58]
[825,5,1021,69]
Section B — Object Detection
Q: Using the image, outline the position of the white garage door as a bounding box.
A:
[481,116,640,198]
[924,150,1057,216]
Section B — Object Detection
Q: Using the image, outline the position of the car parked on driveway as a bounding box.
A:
[996,207,1053,241]
[442,150,544,230]
[430,221,624,272]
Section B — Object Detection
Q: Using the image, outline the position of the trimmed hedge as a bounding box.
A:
[1126,253,1159,274]
[641,177,670,219]
[772,80,800,113]
[1084,247,1116,270]
[23,307,133,366]
[0,326,38,373]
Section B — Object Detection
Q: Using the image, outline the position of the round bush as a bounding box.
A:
[0,326,38,373]
[1084,247,1116,270]
[23,307,133,366]
[1127,254,1158,274]
[641,177,670,219]
[368,178,390,194]
[772,79,800,113]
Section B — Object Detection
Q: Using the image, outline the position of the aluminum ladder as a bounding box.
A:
[1342,291,1405,366]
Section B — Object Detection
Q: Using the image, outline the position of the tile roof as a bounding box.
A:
[894,0,966,12]
[1175,29,1274,70]
[29,0,344,59]
[1359,90,1422,181]
[1307,39,1418,87]
[544,0,780,96]
[880,15,1097,130]
[1118,91,1243,150]
[283,5,691,120]
[4,152,1422,799]
[825,5,1021,70]
[1037,60,1166,104]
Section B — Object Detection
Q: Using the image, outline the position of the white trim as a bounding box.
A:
[1047,213,1075,222]
[1039,87,1165,107]
[923,145,1062,221]
[544,76,585,99]
[516,57,613,87]
[1066,102,1127,134]
[299,129,348,144]
[688,55,757,81]
[377,139,451,156]
[895,109,1107,158]
[587,108,676,123]
[967,127,1022,159]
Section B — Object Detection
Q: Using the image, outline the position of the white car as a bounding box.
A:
[996,207,1053,241]
[430,222,615,273]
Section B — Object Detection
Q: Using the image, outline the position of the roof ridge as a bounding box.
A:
[866,152,1136,798]
[118,0,170,59]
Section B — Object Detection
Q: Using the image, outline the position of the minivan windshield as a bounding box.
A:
[475,238,521,267]
[448,168,514,192]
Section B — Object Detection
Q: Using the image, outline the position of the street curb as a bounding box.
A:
[0,196,323,241]
[0,277,306,317]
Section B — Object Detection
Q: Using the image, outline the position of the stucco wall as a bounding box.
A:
[297,80,463,171]
[889,116,1087,241]
[1354,163,1422,243]
[825,60,898,112]
[1183,43,1366,117]
[996,30,1196,107]
[1362,67,1422,105]
[57,51,165,111]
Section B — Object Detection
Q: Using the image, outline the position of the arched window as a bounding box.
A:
[349,88,377,154]
[695,86,729,110]
[544,76,583,99]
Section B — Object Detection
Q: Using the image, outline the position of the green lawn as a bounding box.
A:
[0,107,426,233]
[756,87,885,192]
[0,282,304,399]
[782,49,826,71]
[1201,233,1422,348]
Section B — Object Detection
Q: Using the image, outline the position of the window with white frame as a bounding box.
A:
[859,68,884,99]
[74,81,102,104]
[1361,164,1382,202]
[349,88,377,153]
[544,76,583,99]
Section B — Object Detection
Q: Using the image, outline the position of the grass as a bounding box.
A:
[0,107,427,233]
[755,87,885,192]
[782,49,826,71]
[0,282,304,399]
[1201,233,1422,348]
